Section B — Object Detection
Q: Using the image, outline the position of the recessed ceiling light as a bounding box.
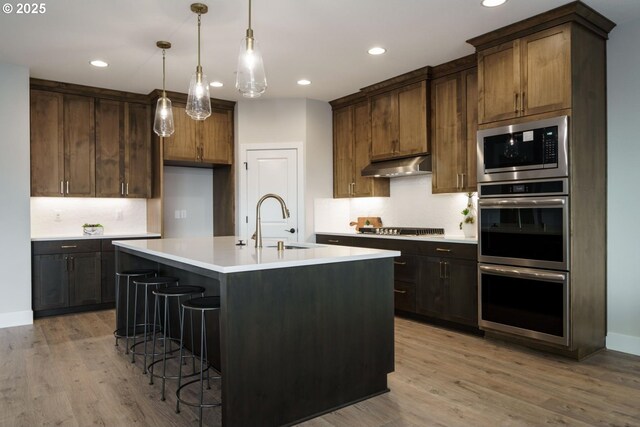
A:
[368,47,386,55]
[481,0,508,7]
[297,79,312,86]
[90,60,108,68]
[210,81,224,88]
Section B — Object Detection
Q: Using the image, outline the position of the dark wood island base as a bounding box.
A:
[116,245,395,426]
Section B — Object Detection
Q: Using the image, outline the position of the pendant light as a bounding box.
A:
[235,0,267,98]
[153,41,175,137]
[186,3,211,120]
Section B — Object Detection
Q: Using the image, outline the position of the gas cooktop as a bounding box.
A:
[358,227,445,237]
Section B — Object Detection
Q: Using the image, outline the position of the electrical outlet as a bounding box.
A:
[181,210,187,219]
[54,210,62,222]
[175,210,181,219]
[115,210,123,220]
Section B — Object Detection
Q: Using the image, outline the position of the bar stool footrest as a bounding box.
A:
[176,375,222,409]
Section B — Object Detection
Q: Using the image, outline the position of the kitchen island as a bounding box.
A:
[113,236,400,427]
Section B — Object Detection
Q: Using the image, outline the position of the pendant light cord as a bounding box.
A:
[248,0,252,30]
[162,49,167,97]
[197,13,202,68]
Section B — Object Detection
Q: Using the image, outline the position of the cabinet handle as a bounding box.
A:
[126,183,129,196]
[439,261,444,279]
[70,256,74,271]
[436,248,451,253]
[514,93,519,113]
[393,289,407,294]
[60,245,77,249]
[352,182,356,196]
[60,181,64,195]
[121,182,125,196]
[64,256,69,272]
[521,91,525,113]
[327,239,340,243]
[461,173,465,189]
[444,261,449,279]
[66,181,69,194]
[394,261,407,266]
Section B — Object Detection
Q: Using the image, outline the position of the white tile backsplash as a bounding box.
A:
[31,197,148,237]
[315,175,476,236]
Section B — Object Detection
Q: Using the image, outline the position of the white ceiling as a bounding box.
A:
[1,0,638,102]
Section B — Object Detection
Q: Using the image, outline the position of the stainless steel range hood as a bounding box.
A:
[361,155,432,178]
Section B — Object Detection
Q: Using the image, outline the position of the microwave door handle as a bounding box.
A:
[479,265,566,282]
[478,199,566,208]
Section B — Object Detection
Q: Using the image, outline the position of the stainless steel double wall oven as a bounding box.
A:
[476,116,571,346]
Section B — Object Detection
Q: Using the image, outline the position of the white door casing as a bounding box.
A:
[243,147,301,244]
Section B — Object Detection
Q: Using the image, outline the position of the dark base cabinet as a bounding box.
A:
[316,233,479,331]
[32,237,158,317]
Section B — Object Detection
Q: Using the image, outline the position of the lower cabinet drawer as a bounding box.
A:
[393,281,416,313]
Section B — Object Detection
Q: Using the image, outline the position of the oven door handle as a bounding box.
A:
[478,198,566,208]
[479,265,567,282]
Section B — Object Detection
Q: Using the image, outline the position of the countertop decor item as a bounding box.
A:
[82,223,104,236]
[153,41,175,137]
[350,217,383,231]
[460,192,477,238]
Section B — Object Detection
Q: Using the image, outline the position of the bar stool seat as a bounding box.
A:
[176,296,222,427]
[148,285,206,401]
[129,276,180,371]
[113,269,157,351]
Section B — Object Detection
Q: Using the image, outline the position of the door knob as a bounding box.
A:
[285,228,296,234]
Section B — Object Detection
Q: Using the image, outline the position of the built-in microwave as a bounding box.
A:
[477,115,568,182]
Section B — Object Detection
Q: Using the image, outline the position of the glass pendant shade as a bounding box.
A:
[235,36,267,98]
[153,96,175,137]
[186,69,212,120]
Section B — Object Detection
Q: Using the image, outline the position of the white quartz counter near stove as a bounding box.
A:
[31,232,161,241]
[315,231,478,245]
[113,236,401,274]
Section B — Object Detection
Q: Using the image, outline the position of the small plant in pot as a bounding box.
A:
[459,192,477,238]
[82,223,104,236]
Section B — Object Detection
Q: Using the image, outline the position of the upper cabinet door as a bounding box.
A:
[95,99,124,197]
[370,91,398,160]
[164,105,198,162]
[200,108,233,165]
[30,90,64,197]
[64,95,95,197]
[124,103,151,198]
[463,68,478,192]
[332,106,354,198]
[521,25,571,117]
[431,74,464,193]
[478,40,521,124]
[397,81,428,156]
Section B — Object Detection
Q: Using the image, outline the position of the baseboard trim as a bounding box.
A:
[0,310,34,329]
[607,332,640,356]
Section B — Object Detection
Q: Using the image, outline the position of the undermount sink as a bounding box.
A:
[265,244,310,250]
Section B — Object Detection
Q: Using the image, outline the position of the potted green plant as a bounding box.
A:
[82,223,104,236]
[459,192,477,238]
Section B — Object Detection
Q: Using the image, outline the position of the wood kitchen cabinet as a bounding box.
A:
[95,100,151,198]
[431,62,478,193]
[164,105,233,165]
[316,233,478,330]
[476,24,571,124]
[32,240,102,315]
[332,99,389,198]
[370,81,428,160]
[31,90,95,197]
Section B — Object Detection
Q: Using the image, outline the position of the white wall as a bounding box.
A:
[606,16,640,356]
[163,166,214,238]
[314,175,471,236]
[31,198,148,237]
[0,62,32,328]
[235,98,333,242]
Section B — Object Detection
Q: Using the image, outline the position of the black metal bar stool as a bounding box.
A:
[130,276,180,371]
[176,296,222,427]
[149,285,206,401]
[114,269,156,351]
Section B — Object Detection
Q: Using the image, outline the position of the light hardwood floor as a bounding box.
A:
[1,310,639,427]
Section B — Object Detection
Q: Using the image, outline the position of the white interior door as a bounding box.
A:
[246,149,298,244]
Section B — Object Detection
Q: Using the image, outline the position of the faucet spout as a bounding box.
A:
[254,193,291,248]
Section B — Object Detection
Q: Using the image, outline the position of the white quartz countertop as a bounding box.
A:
[315,231,477,245]
[32,232,161,242]
[113,236,401,274]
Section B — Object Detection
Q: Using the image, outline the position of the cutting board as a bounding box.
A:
[350,216,383,231]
